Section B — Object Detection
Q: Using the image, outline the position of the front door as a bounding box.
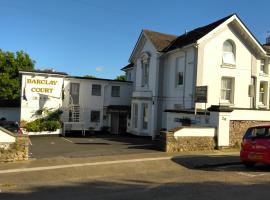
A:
[111,113,119,134]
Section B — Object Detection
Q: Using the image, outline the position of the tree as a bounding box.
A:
[115,75,126,81]
[84,75,96,78]
[0,49,35,100]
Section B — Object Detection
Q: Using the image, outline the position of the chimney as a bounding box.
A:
[267,36,270,45]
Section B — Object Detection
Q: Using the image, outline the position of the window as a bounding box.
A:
[260,59,268,74]
[90,111,100,123]
[141,52,150,87]
[111,86,120,97]
[141,62,149,87]
[175,56,185,87]
[177,72,184,85]
[222,40,235,65]
[133,104,138,129]
[259,82,268,105]
[70,83,80,104]
[221,77,234,103]
[92,84,101,96]
[142,103,148,129]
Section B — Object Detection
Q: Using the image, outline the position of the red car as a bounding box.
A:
[240,124,270,168]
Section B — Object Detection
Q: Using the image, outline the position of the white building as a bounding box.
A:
[19,70,133,135]
[123,14,270,138]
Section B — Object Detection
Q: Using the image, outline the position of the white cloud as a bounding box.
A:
[95,67,104,72]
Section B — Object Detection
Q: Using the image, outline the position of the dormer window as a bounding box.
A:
[222,40,235,65]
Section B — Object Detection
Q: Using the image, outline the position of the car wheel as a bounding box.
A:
[243,161,255,168]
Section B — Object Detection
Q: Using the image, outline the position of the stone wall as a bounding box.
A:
[159,131,216,152]
[0,136,29,162]
[229,120,270,147]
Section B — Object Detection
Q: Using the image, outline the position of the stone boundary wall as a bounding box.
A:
[159,131,216,152]
[229,120,270,147]
[0,136,29,162]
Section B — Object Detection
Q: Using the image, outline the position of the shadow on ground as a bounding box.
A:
[171,155,270,172]
[1,179,270,200]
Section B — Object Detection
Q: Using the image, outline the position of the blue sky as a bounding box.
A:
[0,0,269,79]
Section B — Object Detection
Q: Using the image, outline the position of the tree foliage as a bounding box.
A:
[0,49,35,100]
[115,75,126,81]
[84,75,96,78]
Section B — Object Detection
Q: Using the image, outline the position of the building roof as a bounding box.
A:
[162,14,234,52]
[0,99,20,108]
[19,69,68,76]
[68,76,132,83]
[121,63,134,71]
[143,29,177,52]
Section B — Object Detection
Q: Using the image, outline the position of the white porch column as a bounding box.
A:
[209,105,233,148]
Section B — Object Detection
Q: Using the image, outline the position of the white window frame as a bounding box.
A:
[142,103,148,130]
[91,84,101,96]
[141,52,150,87]
[260,59,268,74]
[111,86,120,97]
[133,103,138,129]
[259,81,268,106]
[222,40,236,66]
[220,77,234,104]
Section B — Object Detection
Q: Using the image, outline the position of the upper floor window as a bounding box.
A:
[221,77,234,103]
[111,86,120,97]
[70,83,80,105]
[141,52,150,87]
[92,84,101,96]
[260,59,268,74]
[175,56,185,87]
[222,40,235,65]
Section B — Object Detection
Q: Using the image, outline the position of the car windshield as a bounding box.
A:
[244,127,270,139]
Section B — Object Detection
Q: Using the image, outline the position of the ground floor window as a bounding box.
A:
[259,82,268,106]
[91,111,100,123]
[142,103,148,129]
[133,104,138,129]
[220,77,234,103]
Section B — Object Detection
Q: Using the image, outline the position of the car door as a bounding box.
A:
[254,127,270,160]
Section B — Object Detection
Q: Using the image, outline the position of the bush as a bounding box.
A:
[25,109,62,132]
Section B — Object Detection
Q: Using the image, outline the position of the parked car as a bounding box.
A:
[0,120,23,135]
[240,125,270,168]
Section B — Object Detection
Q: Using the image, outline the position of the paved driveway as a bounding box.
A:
[29,133,160,159]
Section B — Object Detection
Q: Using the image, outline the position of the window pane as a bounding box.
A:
[221,78,233,102]
[70,83,80,104]
[111,86,120,97]
[223,41,235,65]
[223,41,233,52]
[142,104,148,129]
[91,111,100,122]
[178,72,183,85]
[92,84,101,96]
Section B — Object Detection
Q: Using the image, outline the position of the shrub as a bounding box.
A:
[24,109,62,132]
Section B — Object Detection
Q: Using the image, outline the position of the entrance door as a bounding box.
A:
[111,113,119,134]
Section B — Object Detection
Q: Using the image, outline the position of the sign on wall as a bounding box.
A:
[22,75,64,101]
[195,86,208,103]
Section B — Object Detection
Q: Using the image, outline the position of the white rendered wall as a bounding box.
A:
[0,129,15,143]
[20,74,64,122]
[196,24,262,109]
[174,127,215,137]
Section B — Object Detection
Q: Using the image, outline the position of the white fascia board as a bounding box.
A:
[197,15,266,55]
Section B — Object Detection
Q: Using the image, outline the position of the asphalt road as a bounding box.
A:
[0,153,270,200]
